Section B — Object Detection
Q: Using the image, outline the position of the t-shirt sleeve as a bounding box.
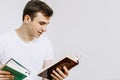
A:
[0,45,3,65]
[44,38,54,60]
[0,37,10,65]
[0,43,6,65]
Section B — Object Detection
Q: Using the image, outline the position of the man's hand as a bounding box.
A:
[0,65,14,80]
[51,66,69,80]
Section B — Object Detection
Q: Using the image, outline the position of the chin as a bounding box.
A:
[34,34,41,38]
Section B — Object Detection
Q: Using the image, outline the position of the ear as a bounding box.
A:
[24,15,31,23]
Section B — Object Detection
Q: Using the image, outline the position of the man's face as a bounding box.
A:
[27,12,50,38]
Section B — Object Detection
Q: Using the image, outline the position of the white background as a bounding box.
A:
[0,0,120,80]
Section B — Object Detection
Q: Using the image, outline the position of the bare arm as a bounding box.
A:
[42,60,53,80]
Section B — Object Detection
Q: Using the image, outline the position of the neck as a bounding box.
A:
[15,25,34,43]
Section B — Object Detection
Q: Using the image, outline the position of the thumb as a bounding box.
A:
[0,64,6,70]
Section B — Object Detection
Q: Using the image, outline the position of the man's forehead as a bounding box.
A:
[36,12,50,19]
[34,13,50,22]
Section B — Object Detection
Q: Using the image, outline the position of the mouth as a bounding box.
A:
[38,32,43,36]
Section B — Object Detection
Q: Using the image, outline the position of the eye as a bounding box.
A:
[39,22,48,25]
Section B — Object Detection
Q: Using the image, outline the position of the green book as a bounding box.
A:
[2,58,30,80]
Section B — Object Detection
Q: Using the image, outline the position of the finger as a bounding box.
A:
[63,66,69,76]
[51,73,59,80]
[0,64,5,70]
[0,74,14,78]
[0,78,14,80]
[0,78,10,80]
[56,68,67,78]
[52,70,63,80]
[0,70,11,75]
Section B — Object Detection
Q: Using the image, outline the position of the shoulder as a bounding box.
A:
[0,31,14,43]
[0,31,13,37]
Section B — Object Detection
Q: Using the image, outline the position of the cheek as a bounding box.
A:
[29,23,41,32]
[27,25,36,34]
[29,24,37,30]
[32,26,41,34]
[34,26,40,31]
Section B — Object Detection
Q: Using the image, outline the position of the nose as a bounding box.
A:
[41,26,47,32]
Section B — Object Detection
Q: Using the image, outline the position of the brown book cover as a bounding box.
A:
[38,55,80,79]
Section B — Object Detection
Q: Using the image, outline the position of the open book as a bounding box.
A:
[2,58,30,80]
[38,55,80,79]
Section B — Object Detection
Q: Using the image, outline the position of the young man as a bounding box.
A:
[0,0,68,80]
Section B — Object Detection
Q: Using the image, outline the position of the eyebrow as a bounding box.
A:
[39,21,49,25]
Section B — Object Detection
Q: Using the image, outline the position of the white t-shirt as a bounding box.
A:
[0,31,54,80]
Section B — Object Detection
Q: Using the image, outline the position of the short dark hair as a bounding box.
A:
[22,0,53,21]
